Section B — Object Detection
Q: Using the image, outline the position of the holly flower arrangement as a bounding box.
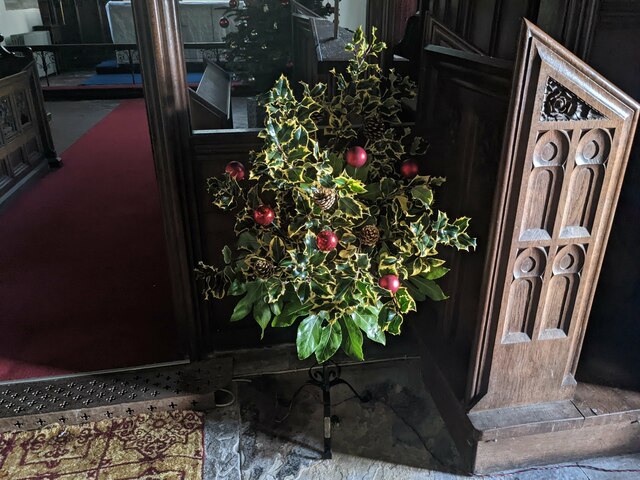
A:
[197,27,475,363]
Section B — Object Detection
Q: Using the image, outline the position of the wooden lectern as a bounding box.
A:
[189,60,233,131]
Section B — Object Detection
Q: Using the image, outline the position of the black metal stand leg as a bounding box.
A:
[322,363,332,459]
[281,360,369,460]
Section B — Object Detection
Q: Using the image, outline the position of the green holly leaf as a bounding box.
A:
[411,275,448,301]
[237,232,259,251]
[385,310,403,335]
[253,296,272,338]
[341,316,364,361]
[227,279,247,297]
[411,186,433,207]
[395,287,417,314]
[222,245,232,264]
[272,296,309,327]
[316,322,343,363]
[296,313,324,360]
[426,266,450,280]
[265,277,285,303]
[351,311,386,345]
[338,197,364,218]
[230,281,261,322]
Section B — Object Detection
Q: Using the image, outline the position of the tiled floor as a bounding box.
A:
[203,358,640,479]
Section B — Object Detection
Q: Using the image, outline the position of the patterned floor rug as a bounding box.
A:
[0,410,204,479]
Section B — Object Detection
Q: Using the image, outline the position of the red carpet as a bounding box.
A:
[0,99,180,381]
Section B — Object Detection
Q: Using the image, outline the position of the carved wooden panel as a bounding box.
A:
[470,21,640,410]
[0,66,48,204]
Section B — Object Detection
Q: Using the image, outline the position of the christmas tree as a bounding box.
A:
[220,0,331,88]
[197,27,475,364]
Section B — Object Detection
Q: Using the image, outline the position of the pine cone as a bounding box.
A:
[359,225,380,247]
[253,259,275,279]
[313,187,337,211]
[364,116,386,141]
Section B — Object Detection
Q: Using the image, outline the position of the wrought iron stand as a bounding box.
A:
[286,360,370,459]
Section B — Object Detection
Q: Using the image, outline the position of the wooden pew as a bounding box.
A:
[0,39,59,208]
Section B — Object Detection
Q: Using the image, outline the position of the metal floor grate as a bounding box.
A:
[0,358,232,432]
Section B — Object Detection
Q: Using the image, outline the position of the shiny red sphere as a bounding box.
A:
[219,17,230,28]
[316,230,339,252]
[228,0,238,7]
[378,274,400,294]
[253,205,275,226]
[225,161,246,180]
[346,146,368,168]
[401,159,419,178]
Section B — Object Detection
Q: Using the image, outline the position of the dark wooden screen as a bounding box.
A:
[414,45,512,398]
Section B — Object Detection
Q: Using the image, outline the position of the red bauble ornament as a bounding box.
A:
[316,230,339,252]
[228,0,238,7]
[401,159,419,178]
[219,17,230,28]
[253,205,275,226]
[379,274,400,294]
[346,146,368,168]
[225,161,246,180]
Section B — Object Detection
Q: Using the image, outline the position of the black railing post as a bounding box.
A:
[128,48,136,84]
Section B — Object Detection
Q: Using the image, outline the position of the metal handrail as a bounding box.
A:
[15,42,229,87]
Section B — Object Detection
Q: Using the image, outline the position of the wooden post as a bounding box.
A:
[131,0,206,359]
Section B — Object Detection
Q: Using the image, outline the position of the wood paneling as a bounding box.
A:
[428,0,601,61]
[577,0,640,392]
[423,12,484,54]
[415,44,512,399]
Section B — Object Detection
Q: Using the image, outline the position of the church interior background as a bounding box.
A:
[0,0,639,478]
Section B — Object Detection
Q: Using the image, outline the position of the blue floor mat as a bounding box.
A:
[80,72,203,86]
[95,59,119,69]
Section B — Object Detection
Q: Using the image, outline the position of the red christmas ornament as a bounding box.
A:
[400,159,419,178]
[378,274,400,294]
[225,161,246,180]
[228,0,238,7]
[253,205,275,226]
[316,230,339,252]
[346,146,368,168]
[219,17,230,28]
